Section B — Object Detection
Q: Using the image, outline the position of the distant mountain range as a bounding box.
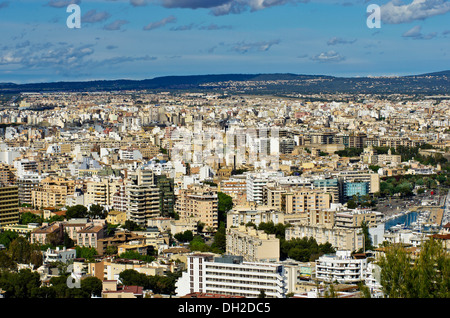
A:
[1,70,449,95]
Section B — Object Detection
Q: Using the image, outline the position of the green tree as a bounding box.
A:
[80,276,102,297]
[63,232,75,248]
[30,286,57,298]
[88,204,106,219]
[0,250,17,271]
[119,250,155,263]
[66,205,88,219]
[189,235,210,252]
[358,282,372,298]
[378,238,449,298]
[174,230,194,243]
[258,221,290,240]
[211,222,226,253]
[8,236,43,268]
[0,230,19,249]
[75,246,98,261]
[105,245,118,255]
[359,221,374,252]
[369,165,381,173]
[119,269,149,288]
[218,192,233,223]
[20,212,42,225]
[0,269,41,298]
[123,220,143,231]
[347,199,357,209]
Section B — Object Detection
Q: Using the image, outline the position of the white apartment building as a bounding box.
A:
[14,159,38,177]
[226,206,284,229]
[119,149,143,161]
[315,250,368,284]
[125,168,160,227]
[246,171,283,204]
[364,262,384,297]
[43,246,77,264]
[175,253,287,298]
[16,172,42,205]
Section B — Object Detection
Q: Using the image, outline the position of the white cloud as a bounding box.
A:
[104,20,129,31]
[381,0,450,24]
[231,39,280,53]
[143,15,177,30]
[153,0,309,15]
[82,10,111,24]
[311,50,345,62]
[327,37,357,46]
[402,25,437,39]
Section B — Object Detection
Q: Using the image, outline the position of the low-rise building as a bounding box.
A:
[96,231,146,256]
[315,250,368,284]
[226,205,284,229]
[30,222,64,245]
[77,223,106,249]
[43,246,77,264]
[286,224,364,252]
[226,225,280,262]
[106,210,127,225]
[102,280,144,298]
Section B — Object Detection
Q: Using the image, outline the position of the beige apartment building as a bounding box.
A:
[83,259,165,282]
[334,209,383,229]
[85,179,121,208]
[175,185,218,232]
[106,210,127,225]
[226,225,280,262]
[281,188,331,216]
[219,177,247,205]
[263,186,331,217]
[96,231,147,256]
[285,224,364,252]
[31,177,75,209]
[0,164,15,186]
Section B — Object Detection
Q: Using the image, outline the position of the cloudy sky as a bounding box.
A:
[0,0,449,83]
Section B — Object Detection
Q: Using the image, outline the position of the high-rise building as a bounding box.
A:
[0,185,19,227]
[175,184,218,232]
[125,168,160,227]
[155,174,175,218]
[85,178,121,208]
[17,173,41,205]
[31,177,75,209]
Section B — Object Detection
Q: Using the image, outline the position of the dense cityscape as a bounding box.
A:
[0,85,448,301]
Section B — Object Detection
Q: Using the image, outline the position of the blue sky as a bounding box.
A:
[0,0,449,83]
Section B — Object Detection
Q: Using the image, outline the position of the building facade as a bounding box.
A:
[175,253,287,298]
[0,185,19,228]
[315,250,368,284]
[226,225,280,262]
